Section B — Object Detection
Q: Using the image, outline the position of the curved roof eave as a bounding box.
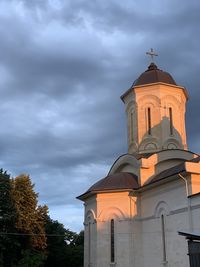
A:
[108,153,141,176]
[121,82,189,102]
[77,188,136,201]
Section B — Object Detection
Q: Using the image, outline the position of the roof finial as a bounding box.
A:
[146,48,158,63]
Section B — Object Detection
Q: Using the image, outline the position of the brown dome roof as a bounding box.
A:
[77,172,139,199]
[133,63,176,86]
[88,172,138,192]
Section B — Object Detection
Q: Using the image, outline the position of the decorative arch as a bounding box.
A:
[125,100,136,113]
[154,201,169,262]
[154,201,170,218]
[85,209,96,223]
[98,206,126,221]
[163,138,182,150]
[167,143,177,149]
[127,105,137,144]
[137,94,161,109]
[144,142,158,151]
[108,154,140,176]
[139,137,160,152]
[161,94,181,109]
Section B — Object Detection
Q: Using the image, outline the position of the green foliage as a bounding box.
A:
[65,230,84,267]
[0,169,16,234]
[44,217,84,267]
[0,169,19,267]
[12,175,48,250]
[74,230,84,246]
[14,250,46,267]
[68,230,84,267]
[44,217,69,267]
[0,169,84,267]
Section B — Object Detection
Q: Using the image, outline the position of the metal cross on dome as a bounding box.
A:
[146,48,158,62]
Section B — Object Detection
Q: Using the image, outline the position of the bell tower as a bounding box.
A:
[121,50,188,154]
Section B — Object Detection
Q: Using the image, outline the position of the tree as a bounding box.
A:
[44,217,68,267]
[12,175,48,266]
[0,169,19,267]
[0,170,84,267]
[65,230,84,267]
[65,245,83,267]
[44,217,84,267]
[15,249,46,267]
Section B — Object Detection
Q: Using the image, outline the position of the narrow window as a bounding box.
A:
[111,219,115,263]
[169,107,173,135]
[161,215,167,262]
[88,222,91,265]
[147,107,151,135]
[130,112,133,141]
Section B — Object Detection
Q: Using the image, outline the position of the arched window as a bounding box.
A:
[147,107,152,135]
[110,219,115,263]
[161,214,167,262]
[169,107,173,135]
[130,112,134,142]
[88,221,91,265]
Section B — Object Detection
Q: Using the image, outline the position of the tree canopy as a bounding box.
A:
[11,175,48,250]
[0,169,84,267]
[0,169,19,267]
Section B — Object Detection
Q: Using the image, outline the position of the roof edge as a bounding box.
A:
[77,188,135,201]
[121,82,189,101]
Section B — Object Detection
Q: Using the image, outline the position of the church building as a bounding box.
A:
[77,51,200,267]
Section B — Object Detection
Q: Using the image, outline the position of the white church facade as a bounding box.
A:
[78,55,200,267]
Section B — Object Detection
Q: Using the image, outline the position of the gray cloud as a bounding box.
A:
[0,0,199,231]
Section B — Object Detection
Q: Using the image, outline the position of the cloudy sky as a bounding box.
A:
[0,0,200,232]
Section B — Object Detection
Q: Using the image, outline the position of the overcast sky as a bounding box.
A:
[0,0,200,232]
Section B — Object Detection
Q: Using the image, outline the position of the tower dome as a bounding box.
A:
[133,62,177,87]
[121,61,188,154]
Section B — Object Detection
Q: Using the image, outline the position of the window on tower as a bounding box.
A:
[169,107,173,135]
[130,112,134,142]
[147,107,152,135]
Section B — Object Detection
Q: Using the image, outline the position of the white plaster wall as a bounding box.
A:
[140,180,187,217]
[84,192,138,267]
[96,192,135,267]
[95,219,135,267]
[83,179,200,267]
[140,179,191,267]
[190,194,200,232]
[166,213,189,267]
[141,213,189,267]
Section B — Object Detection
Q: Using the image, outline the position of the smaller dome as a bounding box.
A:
[77,172,139,200]
[88,172,139,192]
[133,62,177,86]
